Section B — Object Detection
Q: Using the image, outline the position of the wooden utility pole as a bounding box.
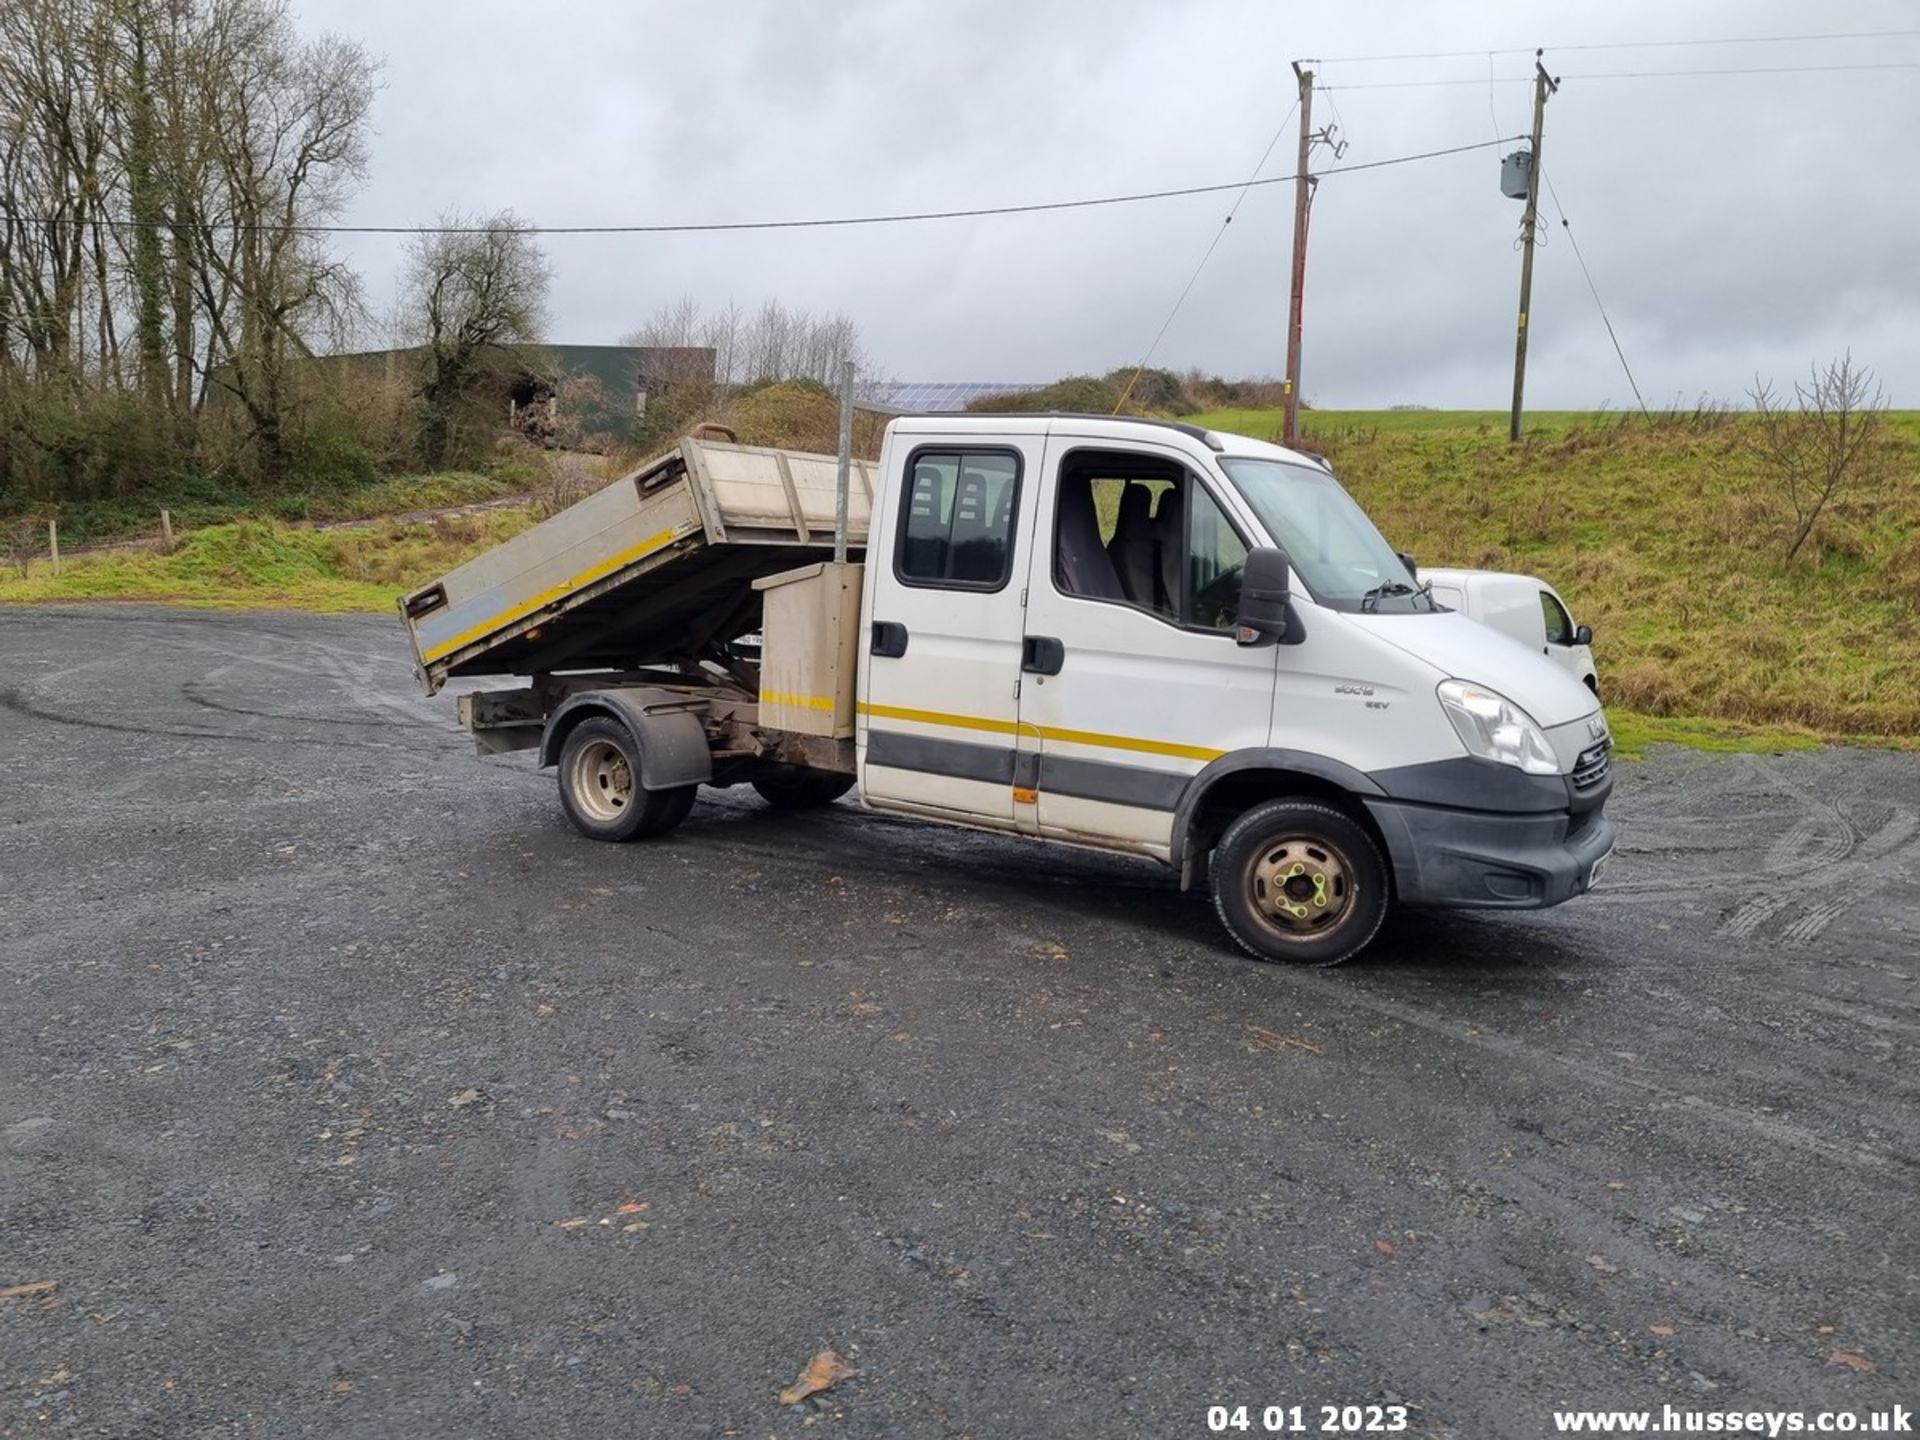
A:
[1509,51,1559,443]
[1283,62,1315,446]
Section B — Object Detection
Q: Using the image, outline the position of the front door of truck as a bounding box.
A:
[858,436,1041,827]
[1016,438,1278,856]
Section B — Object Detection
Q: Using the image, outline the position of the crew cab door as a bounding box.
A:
[1016,438,1278,857]
[857,436,1040,827]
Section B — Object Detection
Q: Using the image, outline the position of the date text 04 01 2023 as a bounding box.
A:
[1208,1404,1411,1434]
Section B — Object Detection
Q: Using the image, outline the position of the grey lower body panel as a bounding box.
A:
[863,729,1186,810]
[1364,797,1615,909]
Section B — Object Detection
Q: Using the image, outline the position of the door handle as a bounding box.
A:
[1022,635,1065,675]
[870,621,909,658]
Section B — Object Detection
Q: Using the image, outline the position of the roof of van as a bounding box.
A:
[1419,567,1553,592]
[885,412,1328,468]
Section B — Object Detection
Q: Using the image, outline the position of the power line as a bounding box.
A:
[1538,164,1648,418]
[1305,29,1920,63]
[2,136,1526,238]
[1112,99,1301,413]
[1323,61,1920,90]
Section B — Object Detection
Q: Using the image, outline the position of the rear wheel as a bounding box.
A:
[557,716,697,841]
[1210,798,1389,966]
[751,767,856,810]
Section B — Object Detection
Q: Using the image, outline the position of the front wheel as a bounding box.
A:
[557,716,697,841]
[1210,798,1389,966]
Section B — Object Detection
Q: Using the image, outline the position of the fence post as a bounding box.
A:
[49,519,60,576]
[160,509,174,553]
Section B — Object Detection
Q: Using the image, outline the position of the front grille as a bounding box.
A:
[1572,738,1612,790]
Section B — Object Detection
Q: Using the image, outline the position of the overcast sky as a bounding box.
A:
[308,0,1919,408]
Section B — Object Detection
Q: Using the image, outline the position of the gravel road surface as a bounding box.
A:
[3,606,1915,1438]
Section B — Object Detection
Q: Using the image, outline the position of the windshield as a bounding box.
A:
[1219,457,1435,614]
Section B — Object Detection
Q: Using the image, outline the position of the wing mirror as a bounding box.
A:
[1396,550,1417,578]
[1236,546,1305,647]
[1573,623,1593,646]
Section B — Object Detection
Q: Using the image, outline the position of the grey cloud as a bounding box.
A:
[309,0,1919,405]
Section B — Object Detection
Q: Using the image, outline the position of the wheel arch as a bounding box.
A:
[539,688,713,791]
[1169,748,1391,884]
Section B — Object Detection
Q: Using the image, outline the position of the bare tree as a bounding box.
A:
[0,0,118,386]
[1748,353,1888,562]
[402,210,549,467]
[625,294,869,389]
[194,8,376,476]
[0,0,379,495]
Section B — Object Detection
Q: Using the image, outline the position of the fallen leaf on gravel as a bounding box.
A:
[778,1349,857,1405]
[1649,1324,1676,1337]
[0,1280,58,1300]
[1605,1180,1629,1192]
[1374,1240,1397,1256]
[1246,1025,1323,1055]
[614,1201,649,1216]
[1587,1255,1622,1275]
[1829,1350,1875,1373]
[448,1088,482,1109]
[555,1216,589,1229]
[332,1379,353,1394]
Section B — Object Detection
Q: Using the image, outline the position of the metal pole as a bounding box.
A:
[832,359,855,566]
[1509,53,1557,443]
[1283,63,1315,446]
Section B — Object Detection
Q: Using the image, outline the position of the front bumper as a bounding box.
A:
[1364,794,1615,909]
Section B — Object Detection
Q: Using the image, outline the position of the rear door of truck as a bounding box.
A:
[857,432,1042,826]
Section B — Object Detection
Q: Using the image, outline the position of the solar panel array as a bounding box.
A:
[868,381,1043,413]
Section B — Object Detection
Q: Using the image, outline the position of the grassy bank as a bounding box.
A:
[1187,408,1920,742]
[0,511,536,613]
[6,401,1916,756]
[4,467,539,553]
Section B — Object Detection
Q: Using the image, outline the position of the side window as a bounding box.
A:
[1184,484,1249,630]
[1052,448,1249,632]
[896,449,1020,590]
[1541,590,1574,644]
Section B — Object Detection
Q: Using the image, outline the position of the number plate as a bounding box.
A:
[1586,846,1614,891]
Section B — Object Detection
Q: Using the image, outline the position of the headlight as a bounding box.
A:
[1437,680,1560,775]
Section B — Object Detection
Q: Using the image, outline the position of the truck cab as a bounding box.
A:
[404,415,1615,968]
[851,415,1614,962]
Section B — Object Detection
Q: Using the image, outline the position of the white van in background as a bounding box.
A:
[1419,569,1598,694]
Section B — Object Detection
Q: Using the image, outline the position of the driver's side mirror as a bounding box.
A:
[1236,546,1305,647]
[1573,623,1593,646]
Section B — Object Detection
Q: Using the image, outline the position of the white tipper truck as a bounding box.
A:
[400,415,1615,966]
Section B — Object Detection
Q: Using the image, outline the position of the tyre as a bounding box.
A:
[1210,798,1389,966]
[751,767,856,810]
[556,716,698,841]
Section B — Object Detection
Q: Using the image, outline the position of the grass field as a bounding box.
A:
[5,468,537,553]
[0,510,537,613]
[5,401,1915,755]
